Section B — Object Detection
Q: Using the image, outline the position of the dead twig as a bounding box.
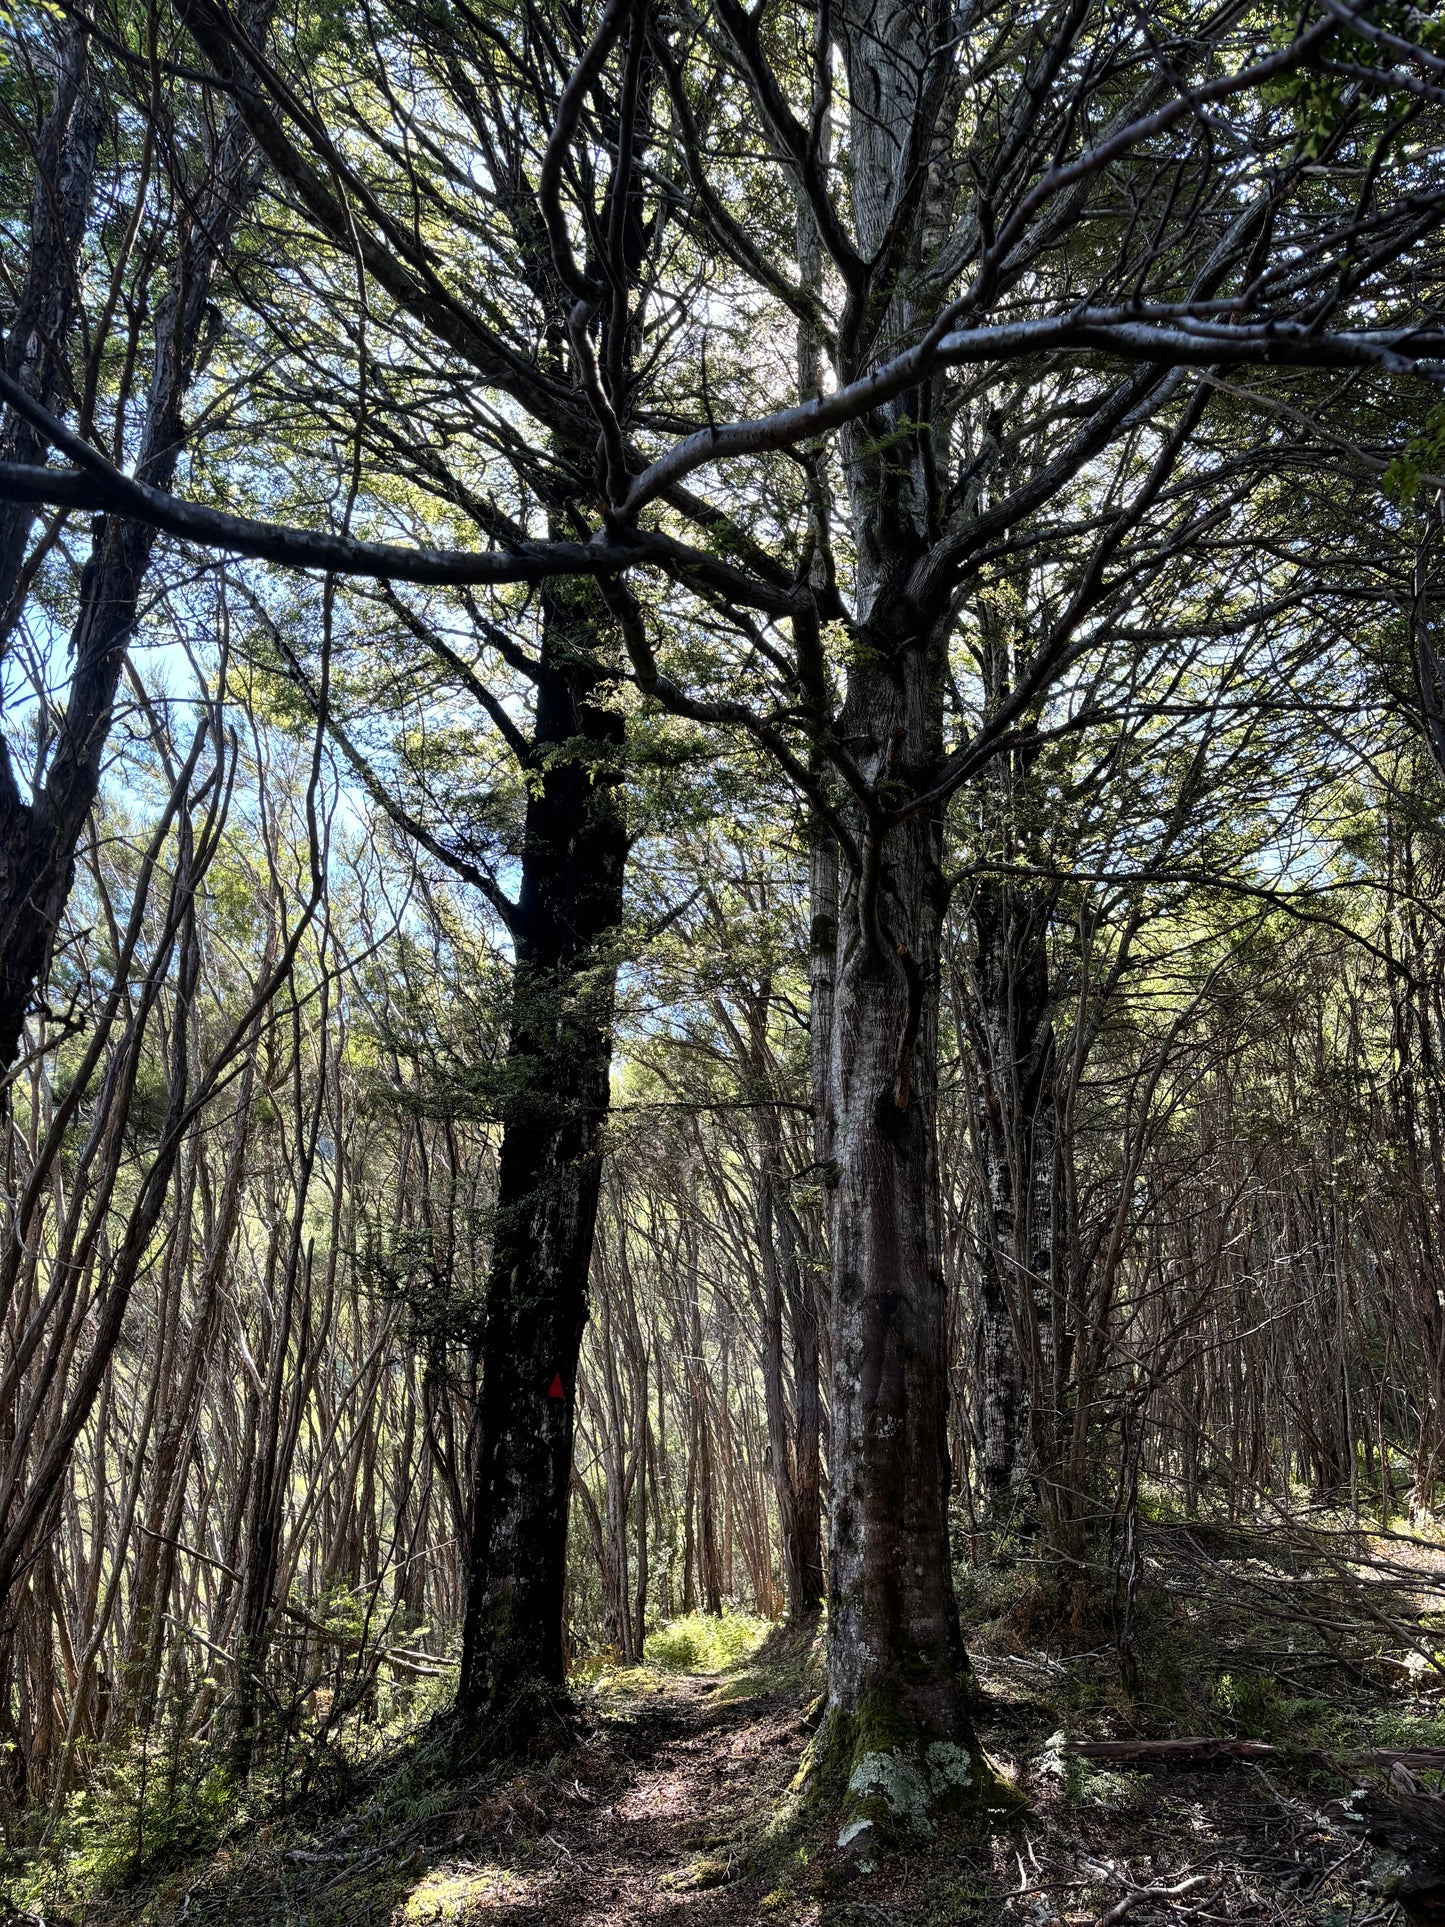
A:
[1096,1875,1214,1925]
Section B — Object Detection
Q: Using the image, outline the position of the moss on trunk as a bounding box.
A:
[794,1693,1025,1855]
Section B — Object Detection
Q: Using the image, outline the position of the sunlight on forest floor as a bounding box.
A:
[19,1531,1445,1925]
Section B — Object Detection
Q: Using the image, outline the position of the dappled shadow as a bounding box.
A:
[66,1601,1397,1927]
[85,1664,816,1926]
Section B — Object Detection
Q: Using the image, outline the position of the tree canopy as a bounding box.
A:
[2,0,1445,1909]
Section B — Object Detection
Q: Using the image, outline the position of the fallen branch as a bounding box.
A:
[1067,1738,1445,1772]
[1096,1874,1213,1925]
[1070,1739,1279,1764]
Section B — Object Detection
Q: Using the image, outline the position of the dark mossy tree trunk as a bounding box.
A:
[816,373,993,1841]
[456,580,626,1732]
[818,617,1024,1836]
[821,635,984,1815]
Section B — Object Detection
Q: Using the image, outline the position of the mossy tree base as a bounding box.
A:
[794,1697,1025,1858]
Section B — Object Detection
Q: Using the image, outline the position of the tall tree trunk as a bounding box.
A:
[758,1158,799,1611]
[233,993,327,1776]
[632,1378,649,1660]
[810,0,997,1818]
[748,974,824,1622]
[694,1290,724,1619]
[819,644,986,1832]
[968,853,1058,1537]
[788,1260,825,1616]
[0,23,101,626]
[785,811,835,1619]
[456,580,625,1733]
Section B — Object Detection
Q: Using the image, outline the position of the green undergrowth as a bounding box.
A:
[9,1517,1442,1925]
[2,1677,465,1926]
[645,1607,770,1673]
[958,1504,1445,1788]
[1370,1707,1445,1750]
[710,1613,824,1704]
[6,1613,806,1924]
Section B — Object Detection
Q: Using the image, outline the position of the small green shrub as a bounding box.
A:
[1369,1707,1445,1751]
[646,1610,769,1674]
[1036,1733,1143,1810]
[1211,1671,1282,1736]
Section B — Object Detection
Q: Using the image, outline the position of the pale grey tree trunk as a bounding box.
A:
[804,0,1015,1837]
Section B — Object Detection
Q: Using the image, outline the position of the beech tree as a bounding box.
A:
[200,0,679,1732]
[4,0,1445,1834]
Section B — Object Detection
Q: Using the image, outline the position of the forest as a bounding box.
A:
[2,0,1445,1920]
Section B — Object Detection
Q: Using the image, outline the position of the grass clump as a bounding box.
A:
[646,1610,769,1674]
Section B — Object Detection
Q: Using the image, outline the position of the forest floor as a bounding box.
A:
[20,1517,1445,1927]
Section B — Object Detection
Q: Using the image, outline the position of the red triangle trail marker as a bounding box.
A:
[547,1373,565,1399]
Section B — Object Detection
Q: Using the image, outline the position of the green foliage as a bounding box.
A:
[645,1609,769,1674]
[1262,2,1440,160]
[360,1214,490,1346]
[1036,1735,1145,1810]
[1210,1670,1284,1736]
[1384,402,1445,508]
[1266,64,1350,161]
[11,1738,235,1913]
[1369,1708,1445,1751]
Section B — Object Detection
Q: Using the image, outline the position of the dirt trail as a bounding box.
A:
[83,1646,1381,1927]
[104,1664,824,1927]
[404,1670,814,1924]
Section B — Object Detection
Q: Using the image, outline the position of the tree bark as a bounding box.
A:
[967,850,1059,1535]
[809,0,998,1824]
[764,811,831,1620]
[0,23,101,628]
[823,648,978,1760]
[456,579,626,1732]
[747,972,824,1621]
